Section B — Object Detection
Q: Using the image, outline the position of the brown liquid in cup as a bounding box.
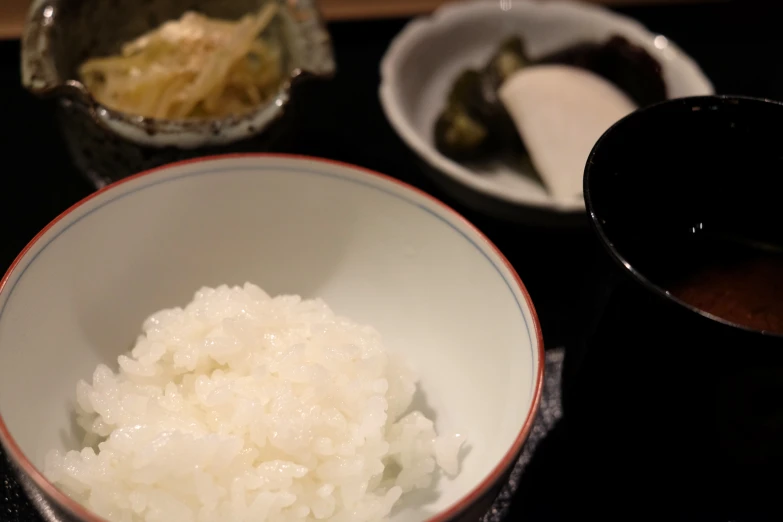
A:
[668,248,783,335]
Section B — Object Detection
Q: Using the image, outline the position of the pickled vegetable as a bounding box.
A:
[79,3,282,120]
[483,36,529,94]
[433,33,668,180]
[433,39,528,161]
[434,70,492,160]
[539,35,667,107]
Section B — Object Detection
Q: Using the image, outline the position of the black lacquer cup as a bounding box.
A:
[563,96,783,518]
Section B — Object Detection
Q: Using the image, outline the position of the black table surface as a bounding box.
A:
[1,1,781,520]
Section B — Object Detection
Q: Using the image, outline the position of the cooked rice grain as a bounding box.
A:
[45,283,463,522]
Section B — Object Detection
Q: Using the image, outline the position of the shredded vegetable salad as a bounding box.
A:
[79,3,282,120]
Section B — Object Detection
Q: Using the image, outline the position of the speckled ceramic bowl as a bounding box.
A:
[21,0,335,187]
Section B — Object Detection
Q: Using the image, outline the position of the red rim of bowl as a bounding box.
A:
[0,153,545,522]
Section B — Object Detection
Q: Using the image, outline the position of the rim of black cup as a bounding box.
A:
[583,94,783,339]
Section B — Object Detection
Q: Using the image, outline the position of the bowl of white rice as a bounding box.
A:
[0,154,543,522]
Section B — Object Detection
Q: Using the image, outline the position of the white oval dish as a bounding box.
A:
[0,155,543,522]
[379,0,714,223]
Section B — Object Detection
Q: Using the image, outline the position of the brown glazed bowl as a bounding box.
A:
[21,0,335,187]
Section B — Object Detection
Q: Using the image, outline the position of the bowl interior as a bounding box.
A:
[0,156,540,521]
[380,0,713,212]
[585,96,783,328]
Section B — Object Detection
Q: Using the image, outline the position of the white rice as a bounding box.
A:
[44,283,464,522]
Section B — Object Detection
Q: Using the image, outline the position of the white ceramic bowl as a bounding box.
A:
[379,0,714,223]
[0,155,543,522]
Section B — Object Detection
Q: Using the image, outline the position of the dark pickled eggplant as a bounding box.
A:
[434,105,491,161]
[434,32,668,171]
[434,70,493,160]
[539,35,667,107]
[483,36,530,95]
[479,36,528,153]
[446,68,487,111]
[434,38,527,161]
[537,41,602,69]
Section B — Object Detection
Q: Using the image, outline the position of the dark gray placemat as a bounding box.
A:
[482,348,563,522]
[2,349,563,522]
